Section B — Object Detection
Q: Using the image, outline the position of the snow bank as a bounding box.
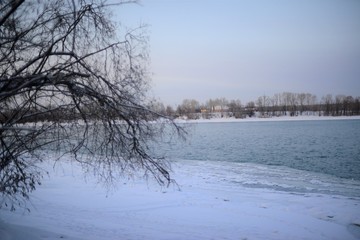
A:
[1,159,360,240]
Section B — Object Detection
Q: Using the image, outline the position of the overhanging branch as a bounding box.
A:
[0,0,25,27]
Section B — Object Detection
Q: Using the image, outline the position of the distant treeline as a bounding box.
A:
[149,92,360,119]
[2,92,359,123]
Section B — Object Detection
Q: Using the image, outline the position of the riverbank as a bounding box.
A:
[1,158,359,240]
[176,115,360,123]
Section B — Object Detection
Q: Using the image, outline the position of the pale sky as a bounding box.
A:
[117,0,360,106]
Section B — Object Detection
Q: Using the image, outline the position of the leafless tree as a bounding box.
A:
[205,98,216,112]
[297,93,306,115]
[274,93,285,115]
[322,94,334,116]
[305,93,317,114]
[165,105,175,118]
[256,95,270,117]
[147,99,166,117]
[342,95,355,116]
[245,101,255,117]
[354,97,360,115]
[227,99,242,118]
[0,0,183,211]
[177,99,200,119]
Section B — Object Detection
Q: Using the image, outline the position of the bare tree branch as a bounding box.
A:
[0,0,24,26]
[0,0,184,211]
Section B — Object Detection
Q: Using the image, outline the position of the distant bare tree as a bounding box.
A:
[216,97,229,112]
[288,93,298,116]
[305,93,317,114]
[322,94,334,116]
[256,95,270,116]
[177,99,200,119]
[343,96,355,116]
[205,99,216,112]
[354,97,360,115]
[0,0,182,211]
[227,99,242,118]
[270,94,279,116]
[148,99,166,117]
[280,92,291,115]
[165,105,175,118]
[297,93,306,115]
[245,101,255,117]
[335,95,345,116]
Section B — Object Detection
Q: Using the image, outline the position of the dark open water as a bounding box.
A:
[157,119,360,197]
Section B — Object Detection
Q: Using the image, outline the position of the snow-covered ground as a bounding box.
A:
[176,115,360,123]
[1,158,360,240]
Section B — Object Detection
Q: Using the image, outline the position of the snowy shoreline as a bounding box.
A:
[1,158,360,240]
[176,115,360,124]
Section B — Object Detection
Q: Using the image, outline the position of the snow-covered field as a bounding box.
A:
[1,157,360,240]
[1,115,360,240]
